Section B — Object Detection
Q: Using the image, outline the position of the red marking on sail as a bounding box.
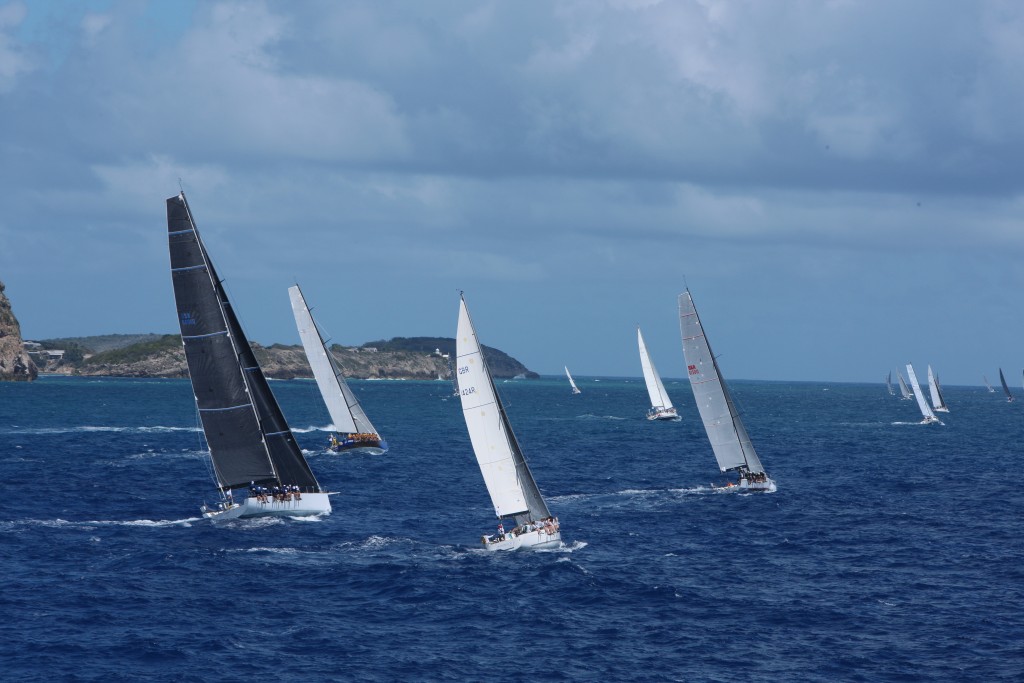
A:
[688,364,699,375]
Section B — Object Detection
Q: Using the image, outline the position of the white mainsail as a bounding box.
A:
[456,295,550,524]
[897,370,913,400]
[926,365,949,413]
[565,366,582,394]
[906,363,940,423]
[638,328,674,412]
[678,290,766,475]
[288,285,379,436]
[984,375,995,392]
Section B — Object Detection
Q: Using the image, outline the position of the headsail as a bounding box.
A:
[678,290,765,475]
[288,285,379,436]
[638,328,674,412]
[167,193,320,492]
[456,295,550,525]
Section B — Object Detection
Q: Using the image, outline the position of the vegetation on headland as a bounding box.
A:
[32,334,537,380]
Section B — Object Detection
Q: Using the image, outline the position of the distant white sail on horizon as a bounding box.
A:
[565,366,582,394]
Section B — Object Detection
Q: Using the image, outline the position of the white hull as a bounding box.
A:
[201,492,333,520]
[646,407,680,421]
[739,476,776,492]
[934,407,950,413]
[482,529,562,551]
[920,416,944,425]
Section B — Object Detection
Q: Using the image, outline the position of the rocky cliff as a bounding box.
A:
[33,335,534,380]
[0,281,37,381]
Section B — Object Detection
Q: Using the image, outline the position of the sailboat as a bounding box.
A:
[456,294,561,550]
[906,363,942,425]
[984,375,995,393]
[926,365,950,413]
[886,371,895,396]
[678,290,774,492]
[288,285,387,455]
[167,192,331,520]
[638,327,679,421]
[565,366,582,395]
[896,370,913,400]
[1000,368,1014,402]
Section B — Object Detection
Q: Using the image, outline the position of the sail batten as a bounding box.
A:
[678,290,765,475]
[456,295,550,524]
[168,192,321,492]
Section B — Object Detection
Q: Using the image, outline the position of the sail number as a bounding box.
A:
[461,386,476,396]
[458,365,471,375]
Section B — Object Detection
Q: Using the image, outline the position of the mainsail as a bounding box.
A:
[926,365,949,412]
[288,285,379,436]
[638,328,674,412]
[984,375,995,393]
[565,366,582,394]
[167,192,321,493]
[456,295,550,525]
[897,370,913,400]
[1000,368,1014,402]
[906,363,938,422]
[678,290,765,475]
[886,372,895,396]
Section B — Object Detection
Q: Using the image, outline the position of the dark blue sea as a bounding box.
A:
[2,375,1022,681]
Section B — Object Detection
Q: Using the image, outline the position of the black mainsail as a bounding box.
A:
[167,192,321,493]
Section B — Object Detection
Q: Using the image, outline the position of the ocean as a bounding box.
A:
[2,374,1022,681]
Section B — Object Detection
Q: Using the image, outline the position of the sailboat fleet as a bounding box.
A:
[165,191,1021,543]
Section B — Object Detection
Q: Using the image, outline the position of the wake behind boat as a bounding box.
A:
[288,285,387,455]
[678,289,775,492]
[167,192,332,520]
[456,294,562,550]
[638,327,679,421]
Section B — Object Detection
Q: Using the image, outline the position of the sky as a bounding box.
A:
[2,0,1024,384]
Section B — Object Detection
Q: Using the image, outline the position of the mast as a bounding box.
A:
[168,192,321,492]
[288,285,378,435]
[638,328,674,411]
[456,294,550,525]
[678,290,765,475]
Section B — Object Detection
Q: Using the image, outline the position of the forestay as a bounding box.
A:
[288,285,378,435]
[167,193,321,492]
[456,295,549,524]
[678,291,765,475]
[638,328,674,410]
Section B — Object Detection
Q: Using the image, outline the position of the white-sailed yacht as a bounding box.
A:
[638,327,679,421]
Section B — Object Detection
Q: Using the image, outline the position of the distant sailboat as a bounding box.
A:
[565,366,582,395]
[456,294,562,550]
[1000,368,1014,402]
[288,285,387,455]
[906,363,942,425]
[678,290,774,492]
[984,375,995,393]
[896,370,913,400]
[886,371,895,396]
[167,192,331,520]
[926,365,950,413]
[638,328,679,421]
